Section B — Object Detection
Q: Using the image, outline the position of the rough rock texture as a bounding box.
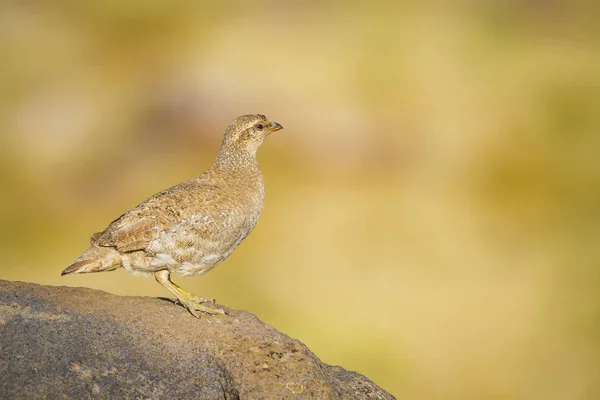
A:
[0,280,395,399]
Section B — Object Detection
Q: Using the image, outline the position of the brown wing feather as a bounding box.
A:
[89,232,103,245]
[95,216,159,252]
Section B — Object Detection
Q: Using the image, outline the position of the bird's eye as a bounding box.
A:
[256,124,264,130]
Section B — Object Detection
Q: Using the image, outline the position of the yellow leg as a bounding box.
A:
[154,270,225,318]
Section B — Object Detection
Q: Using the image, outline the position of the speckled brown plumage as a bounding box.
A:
[62,114,283,317]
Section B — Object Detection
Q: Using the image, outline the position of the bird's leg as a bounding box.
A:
[154,270,225,318]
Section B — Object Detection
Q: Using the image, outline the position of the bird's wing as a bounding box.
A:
[92,179,226,253]
[93,214,160,253]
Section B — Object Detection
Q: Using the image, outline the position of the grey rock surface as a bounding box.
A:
[0,280,395,399]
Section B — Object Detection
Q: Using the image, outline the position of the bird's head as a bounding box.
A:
[218,114,283,160]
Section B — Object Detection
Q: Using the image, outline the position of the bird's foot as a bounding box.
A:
[154,270,225,318]
[180,296,226,318]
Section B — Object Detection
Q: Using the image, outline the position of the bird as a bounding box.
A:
[62,114,283,317]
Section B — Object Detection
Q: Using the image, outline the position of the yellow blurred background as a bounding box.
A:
[1,1,599,398]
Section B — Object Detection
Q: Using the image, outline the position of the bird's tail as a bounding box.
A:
[61,246,121,276]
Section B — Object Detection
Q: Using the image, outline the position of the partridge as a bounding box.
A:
[62,114,283,317]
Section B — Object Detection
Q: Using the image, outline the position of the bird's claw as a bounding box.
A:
[182,297,226,318]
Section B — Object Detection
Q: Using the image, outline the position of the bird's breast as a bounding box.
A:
[142,173,265,276]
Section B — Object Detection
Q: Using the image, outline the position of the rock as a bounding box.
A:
[0,280,395,399]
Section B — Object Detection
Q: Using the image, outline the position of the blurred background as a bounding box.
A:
[1,1,599,398]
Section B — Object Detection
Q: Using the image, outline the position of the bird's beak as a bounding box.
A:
[267,122,283,134]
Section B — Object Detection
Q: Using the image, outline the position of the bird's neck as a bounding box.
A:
[212,147,262,178]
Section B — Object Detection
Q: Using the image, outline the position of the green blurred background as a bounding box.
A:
[1,1,599,398]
